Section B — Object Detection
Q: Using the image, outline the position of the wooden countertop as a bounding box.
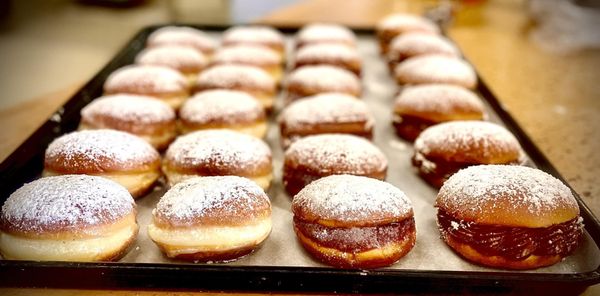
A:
[1,0,598,294]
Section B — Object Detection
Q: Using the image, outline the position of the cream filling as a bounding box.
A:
[148,218,272,256]
[43,170,161,197]
[164,170,272,190]
[179,121,268,139]
[0,223,138,261]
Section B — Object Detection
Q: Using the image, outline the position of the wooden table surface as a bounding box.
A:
[1,0,598,294]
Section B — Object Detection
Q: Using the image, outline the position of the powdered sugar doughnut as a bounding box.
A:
[283,134,387,196]
[285,65,361,103]
[412,121,523,188]
[293,43,362,76]
[80,94,177,150]
[211,45,283,82]
[292,174,415,268]
[387,33,459,68]
[392,84,485,141]
[179,90,267,138]
[43,129,161,198]
[104,65,190,109]
[376,14,440,54]
[222,26,285,57]
[147,26,217,56]
[436,165,583,269]
[194,64,276,111]
[163,129,273,189]
[0,175,138,261]
[135,45,208,83]
[148,176,272,261]
[296,23,356,49]
[394,55,477,89]
[278,93,374,148]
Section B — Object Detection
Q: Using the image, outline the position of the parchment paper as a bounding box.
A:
[120,34,600,274]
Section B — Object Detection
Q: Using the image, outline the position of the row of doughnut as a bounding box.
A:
[0,16,584,271]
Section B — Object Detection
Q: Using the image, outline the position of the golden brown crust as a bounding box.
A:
[442,234,563,270]
[293,222,416,268]
[286,82,361,103]
[163,155,272,178]
[163,242,260,262]
[280,121,373,149]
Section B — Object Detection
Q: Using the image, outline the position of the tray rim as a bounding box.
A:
[0,24,599,293]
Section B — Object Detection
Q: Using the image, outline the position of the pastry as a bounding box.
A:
[285,65,361,103]
[394,55,477,89]
[163,129,273,189]
[146,26,217,57]
[0,175,138,261]
[387,32,459,70]
[293,43,362,76]
[43,129,161,198]
[292,174,416,268]
[80,94,177,150]
[222,26,285,57]
[135,45,208,84]
[436,165,583,269]
[278,92,374,148]
[179,90,267,138]
[412,121,523,188]
[210,45,283,83]
[376,13,439,54]
[295,23,356,49]
[148,176,271,262]
[283,134,387,196]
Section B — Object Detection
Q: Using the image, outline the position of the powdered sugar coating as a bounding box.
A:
[394,55,476,88]
[296,23,356,45]
[414,121,522,163]
[437,165,580,225]
[295,43,361,64]
[104,65,188,95]
[285,134,387,174]
[45,129,159,172]
[394,84,485,117]
[293,175,412,223]
[164,130,271,173]
[222,26,284,45]
[376,14,439,34]
[147,26,217,54]
[135,46,208,72]
[195,64,276,92]
[280,93,373,128]
[180,90,265,125]
[212,45,281,65]
[81,94,175,125]
[154,176,270,225]
[388,33,459,60]
[286,65,361,93]
[1,175,135,233]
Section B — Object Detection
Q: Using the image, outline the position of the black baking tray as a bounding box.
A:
[0,25,599,294]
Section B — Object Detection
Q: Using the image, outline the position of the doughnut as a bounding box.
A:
[135,45,208,84]
[392,84,486,141]
[146,26,217,57]
[0,175,138,261]
[80,94,177,150]
[148,176,272,262]
[163,129,273,190]
[412,121,523,188]
[179,90,267,138]
[43,129,161,198]
[103,65,190,109]
[394,55,477,89]
[285,65,361,103]
[376,14,440,54]
[293,43,362,76]
[193,64,276,111]
[292,175,416,268]
[295,23,356,49]
[436,165,584,269]
[387,33,459,70]
[222,26,285,57]
[278,93,374,148]
[211,45,283,83]
[283,134,387,196]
